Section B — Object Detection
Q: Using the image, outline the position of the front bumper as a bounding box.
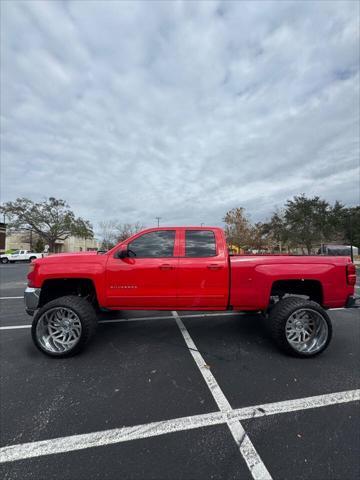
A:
[24,287,41,315]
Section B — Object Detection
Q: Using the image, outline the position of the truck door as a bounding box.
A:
[177,229,229,309]
[105,229,179,308]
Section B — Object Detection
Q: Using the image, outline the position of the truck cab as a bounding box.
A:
[106,227,229,309]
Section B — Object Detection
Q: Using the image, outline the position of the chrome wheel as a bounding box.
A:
[285,308,329,354]
[36,307,82,354]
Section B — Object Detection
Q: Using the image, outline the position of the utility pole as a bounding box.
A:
[200,223,204,227]
[155,217,161,228]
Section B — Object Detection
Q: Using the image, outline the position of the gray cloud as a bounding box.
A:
[1,0,359,234]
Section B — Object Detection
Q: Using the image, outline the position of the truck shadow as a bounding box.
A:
[93,311,277,363]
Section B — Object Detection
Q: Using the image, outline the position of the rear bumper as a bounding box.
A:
[24,287,41,316]
[345,295,360,308]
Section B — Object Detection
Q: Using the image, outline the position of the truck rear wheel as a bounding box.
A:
[269,297,332,357]
[31,295,97,358]
[1,257,9,264]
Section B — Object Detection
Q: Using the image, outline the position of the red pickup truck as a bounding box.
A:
[25,227,357,358]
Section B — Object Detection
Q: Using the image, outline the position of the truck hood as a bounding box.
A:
[28,251,108,288]
[34,251,103,265]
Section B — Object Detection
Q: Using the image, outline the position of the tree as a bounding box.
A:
[34,237,46,253]
[261,210,289,252]
[0,197,93,252]
[326,200,347,243]
[99,221,144,249]
[344,206,360,249]
[116,222,144,242]
[99,220,118,250]
[283,195,331,254]
[224,196,359,255]
[328,204,360,248]
[248,222,267,251]
[223,207,252,249]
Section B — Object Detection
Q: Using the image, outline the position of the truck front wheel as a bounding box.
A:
[269,297,332,357]
[31,295,97,358]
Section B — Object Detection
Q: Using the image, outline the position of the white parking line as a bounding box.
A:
[0,297,23,300]
[172,311,272,480]
[1,389,358,464]
[229,389,360,420]
[0,325,30,330]
[0,311,242,331]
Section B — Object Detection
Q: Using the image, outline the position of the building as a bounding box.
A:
[52,236,100,253]
[4,230,99,253]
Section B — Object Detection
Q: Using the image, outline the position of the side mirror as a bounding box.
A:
[116,248,129,259]
[115,247,136,259]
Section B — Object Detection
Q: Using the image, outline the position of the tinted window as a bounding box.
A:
[185,230,216,257]
[128,231,175,258]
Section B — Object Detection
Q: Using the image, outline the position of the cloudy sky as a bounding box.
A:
[1,0,359,233]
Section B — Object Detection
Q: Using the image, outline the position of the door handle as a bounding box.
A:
[207,264,222,270]
[159,264,175,270]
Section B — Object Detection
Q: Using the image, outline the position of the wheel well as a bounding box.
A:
[270,279,323,305]
[39,279,98,309]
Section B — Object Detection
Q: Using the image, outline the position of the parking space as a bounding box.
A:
[181,308,360,408]
[243,402,360,480]
[0,264,359,479]
[0,319,219,445]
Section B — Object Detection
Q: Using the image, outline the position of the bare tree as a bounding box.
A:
[223,207,252,249]
[98,220,118,250]
[99,221,144,249]
[116,222,144,242]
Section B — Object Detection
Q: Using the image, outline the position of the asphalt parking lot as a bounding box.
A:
[0,263,359,480]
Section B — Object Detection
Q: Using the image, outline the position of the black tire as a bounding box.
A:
[29,256,36,262]
[268,296,332,358]
[31,295,97,358]
[1,257,9,264]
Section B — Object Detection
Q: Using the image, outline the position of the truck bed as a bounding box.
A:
[229,255,354,310]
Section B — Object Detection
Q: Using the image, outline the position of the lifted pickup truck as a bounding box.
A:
[25,227,357,358]
[1,250,44,264]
